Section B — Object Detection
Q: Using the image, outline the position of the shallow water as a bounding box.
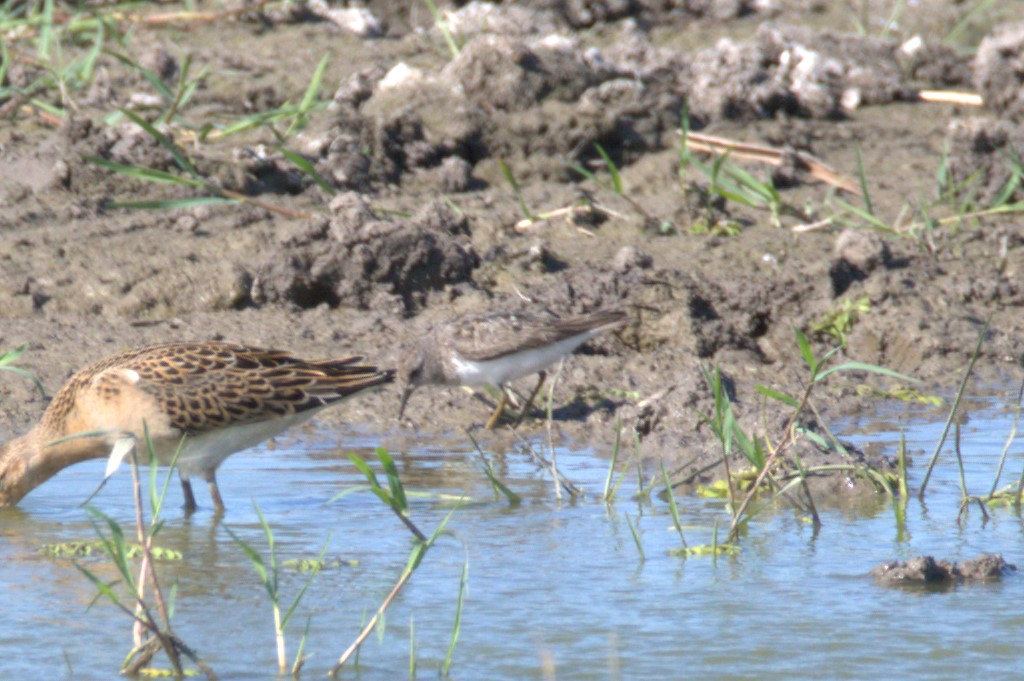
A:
[3,396,1024,680]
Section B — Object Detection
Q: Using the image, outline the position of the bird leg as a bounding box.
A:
[484,388,510,430]
[514,371,547,425]
[181,478,198,515]
[206,471,225,515]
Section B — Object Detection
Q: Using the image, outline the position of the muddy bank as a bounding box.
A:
[1,1,1022,505]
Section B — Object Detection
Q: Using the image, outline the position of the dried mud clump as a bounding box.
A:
[442,2,563,38]
[942,23,1024,205]
[442,0,756,36]
[322,64,487,189]
[944,117,1024,204]
[252,194,479,312]
[974,23,1024,120]
[872,554,1016,588]
[445,35,602,111]
[830,229,890,297]
[448,34,683,173]
[321,33,684,186]
[510,261,777,361]
[689,25,913,121]
[898,37,972,87]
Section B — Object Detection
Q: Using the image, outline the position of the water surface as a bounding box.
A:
[3,398,1024,679]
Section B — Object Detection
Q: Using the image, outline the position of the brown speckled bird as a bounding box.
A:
[0,342,394,513]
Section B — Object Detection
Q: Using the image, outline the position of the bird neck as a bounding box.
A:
[0,426,109,507]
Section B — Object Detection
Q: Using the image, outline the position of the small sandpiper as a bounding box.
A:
[0,341,394,514]
[397,308,626,429]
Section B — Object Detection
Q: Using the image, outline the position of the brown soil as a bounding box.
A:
[1,1,1022,505]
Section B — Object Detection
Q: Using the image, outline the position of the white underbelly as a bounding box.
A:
[452,331,597,386]
[149,410,320,480]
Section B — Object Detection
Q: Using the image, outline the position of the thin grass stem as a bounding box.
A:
[624,512,644,561]
[603,415,623,501]
[986,377,1024,499]
[442,554,469,676]
[918,317,990,497]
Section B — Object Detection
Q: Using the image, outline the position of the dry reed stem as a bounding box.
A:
[917,90,984,106]
[687,131,861,196]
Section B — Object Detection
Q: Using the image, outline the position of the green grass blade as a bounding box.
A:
[815,362,920,383]
[292,615,313,677]
[284,54,328,139]
[299,56,329,111]
[348,452,381,489]
[105,50,175,103]
[0,362,46,398]
[661,462,686,547]
[279,147,334,194]
[85,507,135,588]
[37,0,54,61]
[281,537,329,630]
[624,512,644,560]
[603,415,623,500]
[108,197,237,211]
[150,434,185,519]
[944,0,998,45]
[377,448,408,513]
[370,487,396,509]
[678,107,692,178]
[84,156,206,187]
[714,187,758,208]
[226,526,272,598]
[568,161,597,183]
[832,197,892,232]
[855,143,873,216]
[478,455,521,504]
[594,143,622,195]
[328,484,373,503]
[74,562,125,608]
[441,555,469,676]
[498,159,531,220]
[918,317,990,497]
[405,505,458,573]
[0,343,27,367]
[794,327,817,375]
[408,616,416,680]
[725,162,776,201]
[119,108,200,178]
[27,96,66,119]
[253,502,277,587]
[422,0,461,58]
[754,384,800,408]
[0,40,9,88]
[79,21,105,86]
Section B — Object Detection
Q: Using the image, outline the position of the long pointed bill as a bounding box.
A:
[397,383,414,421]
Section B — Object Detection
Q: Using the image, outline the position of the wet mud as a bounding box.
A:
[872,554,1017,588]
[2,1,1023,504]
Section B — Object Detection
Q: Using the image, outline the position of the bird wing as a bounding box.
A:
[89,342,393,436]
[450,310,625,361]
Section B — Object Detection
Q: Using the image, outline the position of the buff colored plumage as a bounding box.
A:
[0,342,394,513]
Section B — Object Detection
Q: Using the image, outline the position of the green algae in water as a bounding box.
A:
[40,541,183,560]
[281,557,357,573]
